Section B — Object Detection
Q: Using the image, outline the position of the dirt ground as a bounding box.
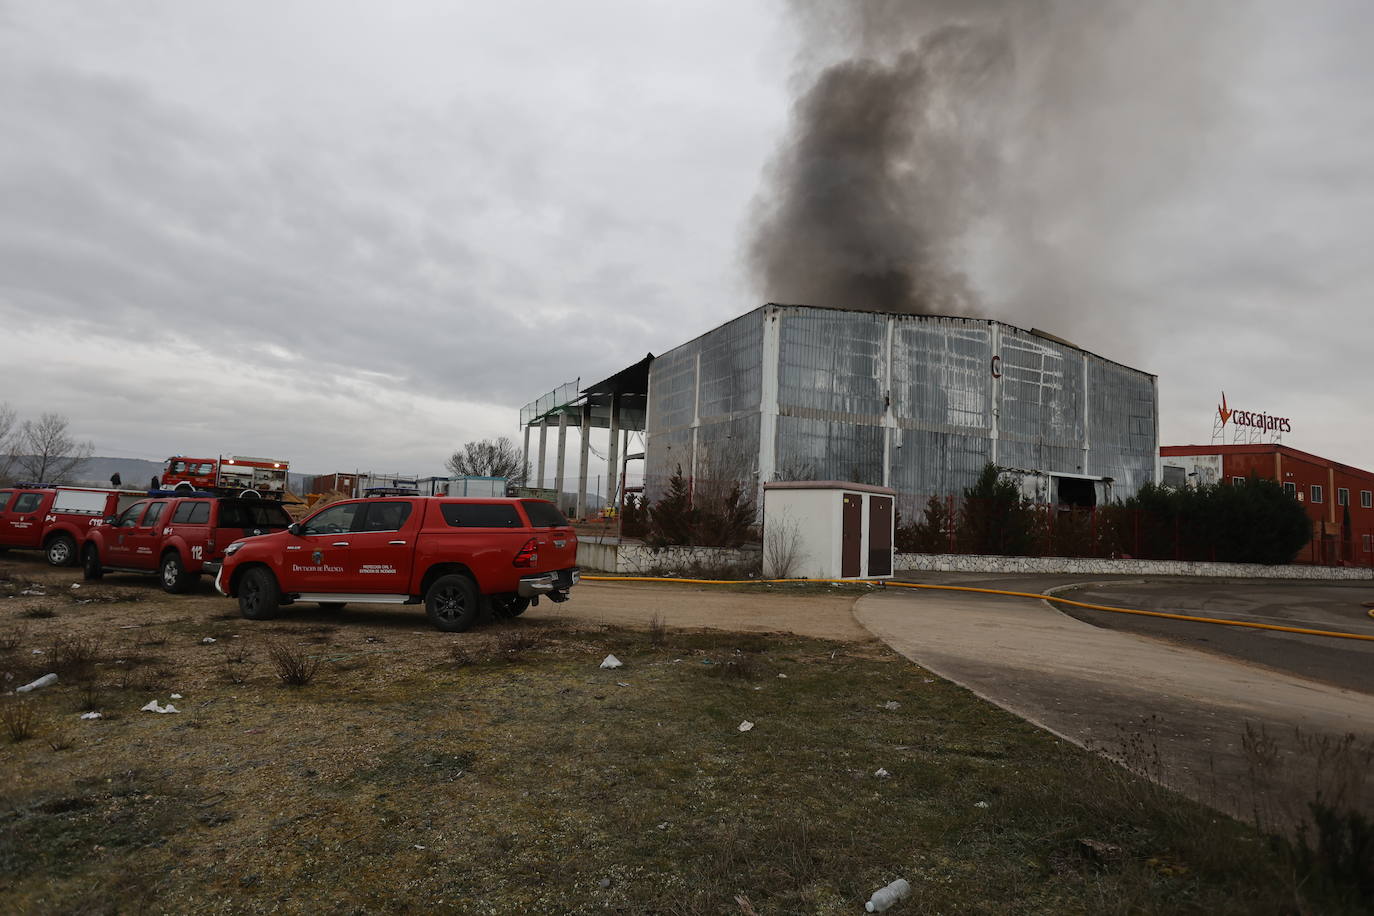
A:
[528,578,876,642]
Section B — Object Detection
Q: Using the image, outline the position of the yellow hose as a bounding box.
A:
[581,575,1374,644]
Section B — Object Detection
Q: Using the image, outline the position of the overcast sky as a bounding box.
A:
[2,1,1371,481]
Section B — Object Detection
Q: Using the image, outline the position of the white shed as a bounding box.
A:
[762,481,896,580]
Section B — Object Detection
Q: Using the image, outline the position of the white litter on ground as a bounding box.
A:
[866,878,912,913]
[881,701,900,711]
[616,682,630,688]
[599,654,622,669]
[30,649,43,654]
[874,768,891,778]
[70,583,80,589]
[201,637,217,644]
[738,721,754,732]
[975,801,990,808]
[16,673,58,693]
[80,712,102,720]
[170,693,183,699]
[140,700,179,714]
[777,673,787,678]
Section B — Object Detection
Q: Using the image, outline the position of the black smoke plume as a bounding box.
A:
[750,1,1240,334]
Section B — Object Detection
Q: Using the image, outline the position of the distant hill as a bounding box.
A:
[66,456,165,488]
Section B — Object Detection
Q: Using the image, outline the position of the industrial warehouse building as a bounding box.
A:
[522,303,1159,516]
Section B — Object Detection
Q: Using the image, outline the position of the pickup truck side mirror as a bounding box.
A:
[288,523,302,536]
[103,516,115,525]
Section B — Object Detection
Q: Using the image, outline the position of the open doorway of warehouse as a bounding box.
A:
[1056,476,1097,508]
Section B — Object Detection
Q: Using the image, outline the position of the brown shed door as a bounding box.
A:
[841,494,862,577]
[868,495,892,576]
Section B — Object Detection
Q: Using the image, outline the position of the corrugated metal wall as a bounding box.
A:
[889,318,995,500]
[645,304,1157,510]
[646,312,763,499]
[1087,359,1158,495]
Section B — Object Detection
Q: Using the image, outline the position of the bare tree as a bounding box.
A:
[445,437,527,487]
[0,402,16,484]
[14,413,94,485]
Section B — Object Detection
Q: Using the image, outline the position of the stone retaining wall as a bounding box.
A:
[894,553,1374,580]
[577,540,759,576]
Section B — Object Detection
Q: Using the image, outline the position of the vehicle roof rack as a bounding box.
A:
[13,482,54,489]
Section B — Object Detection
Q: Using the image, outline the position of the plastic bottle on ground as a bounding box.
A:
[866,878,912,912]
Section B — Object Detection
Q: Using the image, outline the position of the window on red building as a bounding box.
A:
[1338,488,1349,506]
[1311,485,1323,504]
[1232,476,1246,486]
[1284,482,1297,497]
[1363,490,1372,509]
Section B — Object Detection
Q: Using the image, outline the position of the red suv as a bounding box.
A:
[83,496,293,593]
[0,486,142,566]
[216,497,579,631]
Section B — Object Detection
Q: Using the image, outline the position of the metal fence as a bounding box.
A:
[520,380,581,427]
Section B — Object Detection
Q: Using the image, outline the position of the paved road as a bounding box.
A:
[857,574,1374,827]
[1051,579,1374,694]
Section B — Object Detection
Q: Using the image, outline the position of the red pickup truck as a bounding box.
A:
[82,495,294,593]
[0,486,143,566]
[216,496,579,632]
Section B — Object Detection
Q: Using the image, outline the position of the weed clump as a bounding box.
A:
[647,613,667,646]
[0,627,24,651]
[706,652,763,681]
[48,634,103,679]
[2,698,39,741]
[267,642,320,686]
[495,626,544,656]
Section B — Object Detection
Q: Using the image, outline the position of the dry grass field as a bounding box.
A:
[1,554,1367,914]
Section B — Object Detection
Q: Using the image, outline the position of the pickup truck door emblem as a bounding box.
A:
[553,539,567,548]
[312,549,323,564]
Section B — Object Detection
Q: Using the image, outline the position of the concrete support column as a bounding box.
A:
[621,428,631,503]
[536,422,548,489]
[576,404,591,520]
[554,412,568,511]
[757,309,781,504]
[606,394,621,510]
[522,423,531,489]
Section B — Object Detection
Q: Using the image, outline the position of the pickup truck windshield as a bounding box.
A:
[218,501,292,528]
[519,500,568,528]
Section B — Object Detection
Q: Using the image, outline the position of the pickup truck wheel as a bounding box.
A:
[425,574,481,632]
[160,552,195,594]
[82,545,104,581]
[46,533,78,567]
[317,602,347,611]
[238,567,282,620]
[489,595,531,619]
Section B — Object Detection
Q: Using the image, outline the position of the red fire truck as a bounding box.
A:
[161,455,290,499]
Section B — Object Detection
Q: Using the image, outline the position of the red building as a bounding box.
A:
[1160,444,1374,566]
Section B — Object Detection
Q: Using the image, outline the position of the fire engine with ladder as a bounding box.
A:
[160,455,290,500]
